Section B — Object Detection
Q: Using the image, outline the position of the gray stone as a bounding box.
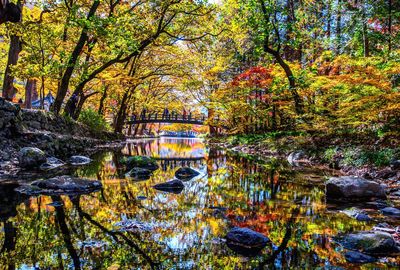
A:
[18,147,46,169]
[326,176,386,201]
[175,167,200,180]
[39,157,65,171]
[153,179,184,194]
[226,227,270,255]
[380,207,400,217]
[125,167,152,181]
[287,151,307,166]
[339,231,398,255]
[69,155,92,166]
[342,208,372,221]
[16,175,102,196]
[390,160,400,170]
[344,251,377,263]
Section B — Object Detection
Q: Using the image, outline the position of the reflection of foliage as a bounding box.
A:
[0,146,385,268]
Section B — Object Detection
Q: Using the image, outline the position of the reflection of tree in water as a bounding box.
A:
[123,138,206,159]
[0,146,375,268]
[0,183,21,270]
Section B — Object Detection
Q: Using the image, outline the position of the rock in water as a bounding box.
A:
[326,176,386,201]
[225,227,270,256]
[16,175,102,196]
[345,251,377,263]
[125,167,152,181]
[120,156,159,171]
[339,231,398,255]
[69,155,92,166]
[287,151,307,166]
[380,207,400,217]
[153,179,184,194]
[341,208,372,221]
[175,167,200,180]
[18,147,46,168]
[39,157,65,171]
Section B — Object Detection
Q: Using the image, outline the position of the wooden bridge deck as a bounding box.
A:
[126,114,207,125]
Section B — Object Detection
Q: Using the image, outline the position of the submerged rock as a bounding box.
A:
[225,227,270,256]
[153,179,184,194]
[120,156,159,171]
[16,175,102,196]
[125,167,152,181]
[175,167,200,180]
[326,176,386,201]
[339,231,398,255]
[39,157,65,171]
[380,207,400,217]
[69,155,92,166]
[18,147,46,169]
[344,251,377,263]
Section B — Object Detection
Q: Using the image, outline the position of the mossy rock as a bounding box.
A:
[120,156,159,171]
[338,231,399,255]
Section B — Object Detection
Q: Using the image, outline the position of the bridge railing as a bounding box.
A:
[129,113,208,122]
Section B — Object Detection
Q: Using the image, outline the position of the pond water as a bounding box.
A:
[0,138,399,269]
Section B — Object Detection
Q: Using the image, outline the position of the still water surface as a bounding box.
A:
[0,138,399,269]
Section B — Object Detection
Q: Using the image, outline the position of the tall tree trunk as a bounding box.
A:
[2,34,22,101]
[114,91,130,134]
[362,0,369,57]
[98,85,108,115]
[326,0,332,43]
[284,0,295,61]
[335,0,342,54]
[259,0,303,114]
[72,92,98,120]
[388,0,392,52]
[52,0,100,114]
[24,78,37,109]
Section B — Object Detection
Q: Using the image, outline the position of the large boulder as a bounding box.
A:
[153,179,184,194]
[339,231,398,255]
[120,156,159,171]
[18,147,46,169]
[16,175,102,196]
[175,167,200,181]
[69,155,92,166]
[326,176,386,201]
[125,167,152,181]
[225,227,270,256]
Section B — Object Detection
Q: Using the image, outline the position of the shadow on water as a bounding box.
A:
[0,137,399,269]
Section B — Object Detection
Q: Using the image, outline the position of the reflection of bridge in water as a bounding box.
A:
[154,157,206,171]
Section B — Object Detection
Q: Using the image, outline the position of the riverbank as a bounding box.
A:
[207,132,400,199]
[0,98,124,179]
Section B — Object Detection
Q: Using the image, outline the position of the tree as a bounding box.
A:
[1,0,22,101]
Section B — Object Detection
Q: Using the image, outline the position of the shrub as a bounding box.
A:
[78,108,110,133]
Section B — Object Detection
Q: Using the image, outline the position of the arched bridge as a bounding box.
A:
[126,112,210,125]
